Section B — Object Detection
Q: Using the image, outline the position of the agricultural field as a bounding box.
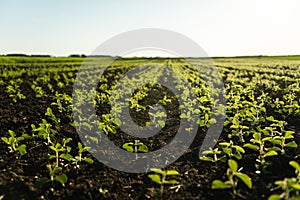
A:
[0,55,300,199]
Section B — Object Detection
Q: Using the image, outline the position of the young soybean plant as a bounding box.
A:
[122,140,148,159]
[72,142,94,168]
[148,168,180,196]
[244,132,278,174]
[212,159,252,197]
[1,130,30,158]
[268,161,300,200]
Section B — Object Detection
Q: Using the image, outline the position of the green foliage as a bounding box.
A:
[1,130,30,158]
[5,79,26,103]
[72,142,94,168]
[212,159,252,197]
[148,168,180,196]
[31,119,56,145]
[122,140,149,159]
[269,161,300,200]
[45,107,60,126]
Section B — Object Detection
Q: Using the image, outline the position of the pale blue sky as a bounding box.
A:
[1,0,300,57]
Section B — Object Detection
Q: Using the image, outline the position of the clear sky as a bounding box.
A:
[1,0,300,57]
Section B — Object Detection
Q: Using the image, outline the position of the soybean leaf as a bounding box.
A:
[234,145,245,153]
[83,157,94,164]
[122,143,133,152]
[285,141,298,148]
[290,161,300,173]
[166,170,179,175]
[60,153,73,161]
[151,168,164,175]
[164,180,179,184]
[200,157,213,162]
[292,183,300,190]
[1,137,9,144]
[211,180,231,189]
[157,120,165,128]
[268,194,282,200]
[228,159,238,172]
[148,174,161,184]
[235,172,252,189]
[16,144,26,155]
[54,174,68,186]
[263,151,278,157]
[138,145,148,153]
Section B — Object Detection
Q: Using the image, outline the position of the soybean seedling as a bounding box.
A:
[200,147,227,163]
[31,119,56,145]
[1,130,30,158]
[48,142,66,167]
[45,107,60,128]
[36,164,68,188]
[219,140,245,160]
[212,159,252,198]
[122,140,149,159]
[72,142,94,168]
[148,168,180,196]
[269,161,300,200]
[244,132,279,174]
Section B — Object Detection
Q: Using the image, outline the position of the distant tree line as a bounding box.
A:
[5,54,52,57]
[3,54,114,58]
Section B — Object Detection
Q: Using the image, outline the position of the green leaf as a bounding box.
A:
[60,153,74,161]
[8,130,15,137]
[1,137,9,144]
[235,172,252,189]
[198,120,205,127]
[148,174,161,184]
[157,120,165,128]
[234,145,245,153]
[263,151,278,157]
[266,147,281,152]
[166,170,179,175]
[253,133,260,141]
[289,161,300,173]
[122,143,134,152]
[78,142,83,151]
[219,142,230,147]
[292,183,300,190]
[16,144,27,155]
[269,139,281,145]
[244,143,259,151]
[200,156,213,162]
[138,144,148,153]
[114,118,122,126]
[285,131,295,138]
[234,152,243,160]
[21,133,31,140]
[164,180,179,184]
[52,166,62,174]
[285,141,298,148]
[151,168,164,175]
[266,116,275,121]
[83,157,94,164]
[268,194,282,200]
[54,174,68,185]
[233,117,239,126]
[180,113,187,119]
[47,154,56,160]
[211,180,231,189]
[262,137,273,142]
[50,146,57,152]
[228,159,238,172]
